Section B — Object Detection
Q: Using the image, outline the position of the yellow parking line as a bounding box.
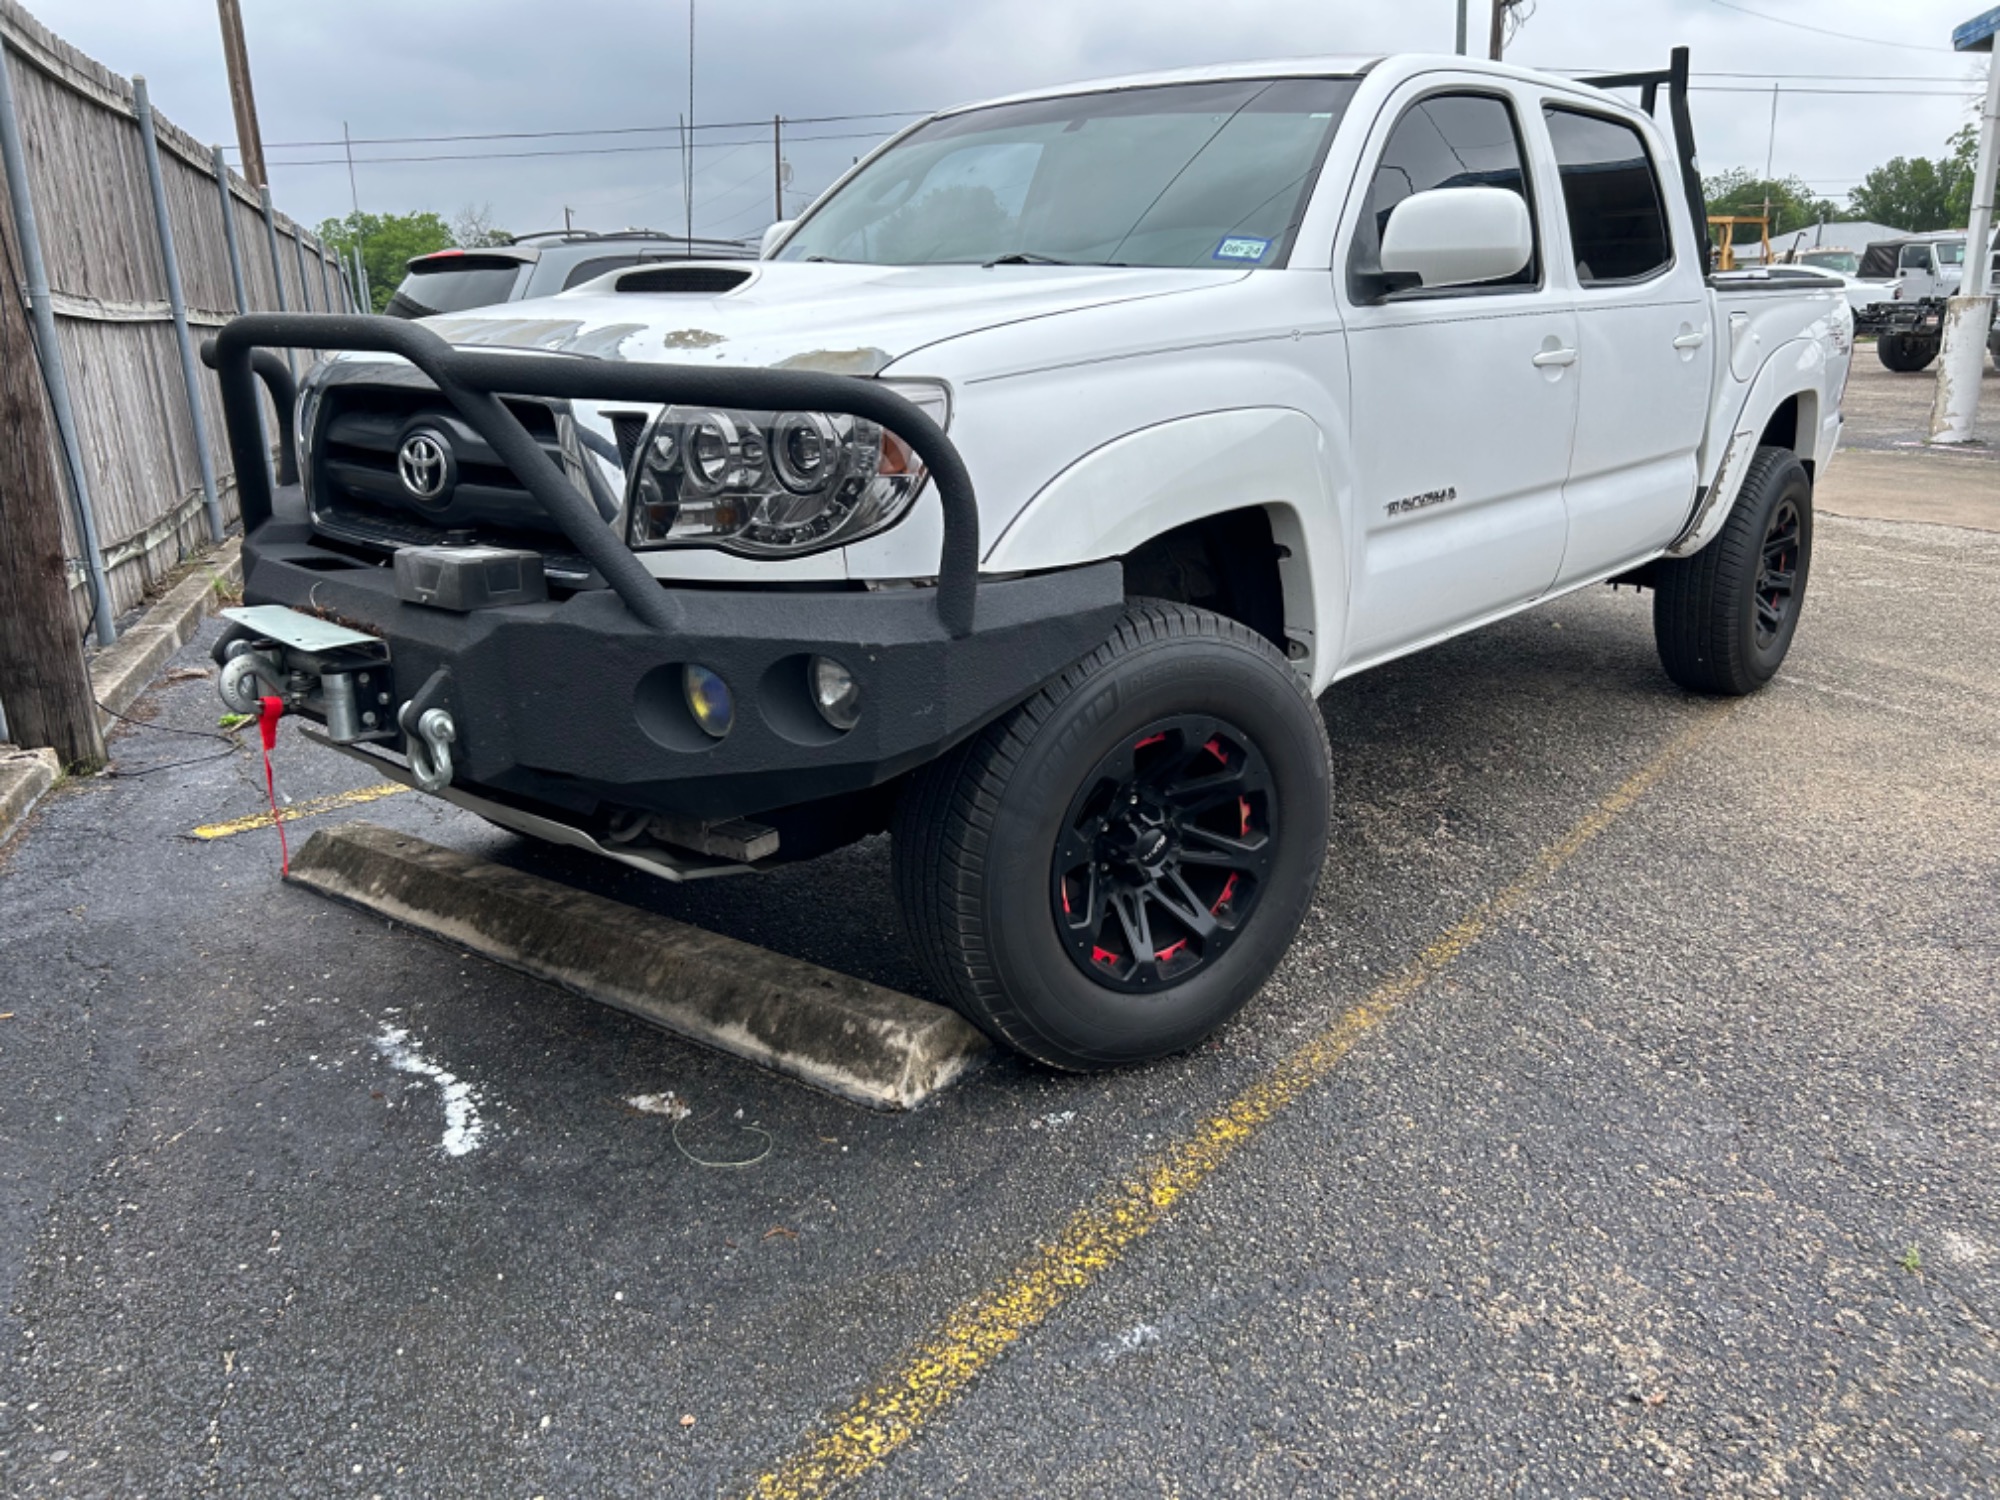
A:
[191,782,409,840]
[747,712,1722,1500]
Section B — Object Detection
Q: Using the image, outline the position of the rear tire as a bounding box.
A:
[892,602,1331,1070]
[1652,445,1812,696]
[1877,333,1939,372]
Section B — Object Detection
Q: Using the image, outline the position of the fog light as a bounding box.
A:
[808,655,861,731]
[682,664,735,738]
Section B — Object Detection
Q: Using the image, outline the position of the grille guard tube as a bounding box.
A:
[201,313,980,638]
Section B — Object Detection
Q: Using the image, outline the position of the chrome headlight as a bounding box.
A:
[624,380,949,556]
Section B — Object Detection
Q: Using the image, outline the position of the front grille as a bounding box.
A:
[308,380,626,583]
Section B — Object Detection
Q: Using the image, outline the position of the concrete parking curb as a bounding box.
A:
[0,746,61,849]
[92,537,243,722]
[286,821,992,1111]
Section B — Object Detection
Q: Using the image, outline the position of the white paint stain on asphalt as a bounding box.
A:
[373,1026,487,1157]
[627,1091,692,1120]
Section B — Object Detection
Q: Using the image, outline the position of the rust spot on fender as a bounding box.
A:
[661,328,726,350]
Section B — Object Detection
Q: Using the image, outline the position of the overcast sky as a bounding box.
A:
[21,0,1993,241]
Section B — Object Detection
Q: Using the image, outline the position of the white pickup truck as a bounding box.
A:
[211,48,1850,1070]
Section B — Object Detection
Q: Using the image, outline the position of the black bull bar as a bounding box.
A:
[199,312,980,638]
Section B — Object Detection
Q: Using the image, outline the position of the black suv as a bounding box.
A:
[383,229,755,319]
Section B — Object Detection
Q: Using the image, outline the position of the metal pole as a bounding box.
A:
[314,240,334,314]
[133,77,224,545]
[292,226,314,311]
[258,184,296,376]
[774,115,783,221]
[1455,0,1468,54]
[211,145,249,312]
[1488,0,1506,60]
[0,40,116,644]
[354,244,370,312]
[1929,47,2000,443]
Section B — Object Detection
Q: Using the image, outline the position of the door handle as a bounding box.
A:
[1531,347,1577,368]
[1673,331,1707,350]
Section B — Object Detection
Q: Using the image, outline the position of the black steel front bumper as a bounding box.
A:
[205,314,1124,824]
[237,513,1120,820]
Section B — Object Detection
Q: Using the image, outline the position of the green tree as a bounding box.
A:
[316,210,456,313]
[1702,169,1838,248]
[1848,141,1971,232]
[1940,124,1996,227]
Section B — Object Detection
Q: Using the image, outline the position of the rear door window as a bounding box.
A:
[1350,92,1539,299]
[384,257,525,318]
[1542,107,1672,285]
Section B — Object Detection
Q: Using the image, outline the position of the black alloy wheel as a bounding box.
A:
[1753,497,1803,651]
[892,601,1332,1071]
[1652,443,1813,696]
[1051,715,1273,991]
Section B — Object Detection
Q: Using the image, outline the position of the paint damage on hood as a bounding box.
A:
[415,260,1249,378]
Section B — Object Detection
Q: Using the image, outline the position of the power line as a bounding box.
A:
[234,108,929,153]
[1700,0,1958,54]
[1689,85,1981,96]
[255,128,893,169]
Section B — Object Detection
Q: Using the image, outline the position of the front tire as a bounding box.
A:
[1652,445,1813,696]
[892,602,1331,1070]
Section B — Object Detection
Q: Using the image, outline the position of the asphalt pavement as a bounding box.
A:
[3,458,1997,1494]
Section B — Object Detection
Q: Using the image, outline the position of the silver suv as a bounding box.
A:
[383,229,754,319]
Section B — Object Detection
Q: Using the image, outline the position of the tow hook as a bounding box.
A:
[399,703,456,793]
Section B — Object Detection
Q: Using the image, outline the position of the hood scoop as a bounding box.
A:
[615,265,753,295]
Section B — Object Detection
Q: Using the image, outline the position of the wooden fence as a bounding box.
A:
[0,0,351,626]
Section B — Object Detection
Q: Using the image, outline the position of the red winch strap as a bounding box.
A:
[259,695,289,876]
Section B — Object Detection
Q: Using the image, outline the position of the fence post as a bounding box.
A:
[210,145,249,313]
[291,226,314,310]
[210,144,272,489]
[313,239,334,314]
[258,184,295,376]
[0,141,106,767]
[353,244,371,312]
[0,38,116,645]
[133,77,224,546]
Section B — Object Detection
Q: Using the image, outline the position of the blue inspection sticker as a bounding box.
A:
[1213,236,1272,263]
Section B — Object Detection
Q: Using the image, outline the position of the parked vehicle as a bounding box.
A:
[1852,232,2000,372]
[210,49,1850,1070]
[383,229,755,319]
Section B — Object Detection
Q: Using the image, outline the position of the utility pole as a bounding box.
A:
[774,115,783,221]
[1488,0,1506,60]
[1930,9,2000,443]
[0,202,106,769]
[215,0,267,189]
[1456,0,1469,55]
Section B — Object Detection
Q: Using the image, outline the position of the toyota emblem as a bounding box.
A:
[397,430,453,503]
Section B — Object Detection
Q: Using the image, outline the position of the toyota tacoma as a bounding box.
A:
[207,49,1851,1070]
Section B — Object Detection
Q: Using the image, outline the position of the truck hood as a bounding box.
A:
[417,260,1248,376]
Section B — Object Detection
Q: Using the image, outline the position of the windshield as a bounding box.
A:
[1936,241,1966,266]
[1799,249,1858,274]
[778,77,1359,269]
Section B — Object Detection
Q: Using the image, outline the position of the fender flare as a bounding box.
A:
[1667,339,1824,558]
[981,407,1350,686]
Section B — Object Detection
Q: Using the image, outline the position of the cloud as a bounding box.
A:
[24,0,1989,239]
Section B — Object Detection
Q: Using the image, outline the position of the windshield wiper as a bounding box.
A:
[982,251,1076,268]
